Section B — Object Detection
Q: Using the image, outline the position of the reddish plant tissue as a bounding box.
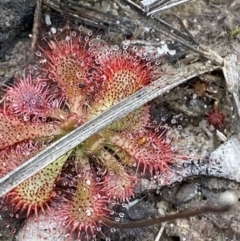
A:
[0,29,188,240]
[4,76,52,120]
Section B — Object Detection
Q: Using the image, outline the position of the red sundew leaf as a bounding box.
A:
[97,148,137,202]
[106,105,151,132]
[4,75,55,120]
[39,31,101,115]
[2,151,72,220]
[55,168,110,240]
[78,134,137,202]
[0,110,64,150]
[101,129,175,176]
[0,141,46,178]
[89,47,158,119]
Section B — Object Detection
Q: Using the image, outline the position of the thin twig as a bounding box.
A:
[176,15,200,46]
[155,222,166,241]
[101,202,233,229]
[101,191,237,229]
[124,0,144,11]
[31,0,42,51]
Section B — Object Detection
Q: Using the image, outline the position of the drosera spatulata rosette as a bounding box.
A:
[0,27,192,240]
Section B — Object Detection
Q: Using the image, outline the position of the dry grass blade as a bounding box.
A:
[31,0,42,51]
[223,54,240,118]
[0,62,220,197]
[140,0,195,15]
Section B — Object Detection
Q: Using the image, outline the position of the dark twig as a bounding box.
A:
[101,192,237,229]
[176,15,200,46]
[31,0,42,51]
[102,205,230,228]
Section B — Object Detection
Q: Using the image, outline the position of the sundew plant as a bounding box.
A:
[0,28,189,240]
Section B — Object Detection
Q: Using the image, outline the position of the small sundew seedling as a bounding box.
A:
[194,81,208,97]
[206,100,225,128]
